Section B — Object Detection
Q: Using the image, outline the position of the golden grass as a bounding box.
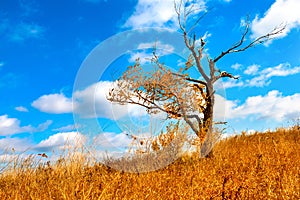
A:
[0,127,299,199]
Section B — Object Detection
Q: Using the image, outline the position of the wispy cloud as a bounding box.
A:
[123,0,206,29]
[52,124,78,132]
[243,64,260,75]
[251,0,300,40]
[137,41,174,52]
[218,79,243,89]
[129,41,175,64]
[15,106,29,112]
[10,22,45,42]
[231,63,242,70]
[0,115,52,136]
[0,1,44,43]
[221,63,300,88]
[36,120,53,132]
[245,63,300,87]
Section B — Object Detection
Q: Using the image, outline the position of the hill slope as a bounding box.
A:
[0,127,299,199]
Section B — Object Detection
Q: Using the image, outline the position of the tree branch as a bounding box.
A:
[171,72,207,86]
[213,71,239,83]
[179,102,200,135]
[214,22,286,63]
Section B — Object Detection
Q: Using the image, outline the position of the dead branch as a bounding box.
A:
[214,22,286,63]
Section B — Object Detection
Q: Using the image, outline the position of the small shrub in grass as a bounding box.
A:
[103,122,187,173]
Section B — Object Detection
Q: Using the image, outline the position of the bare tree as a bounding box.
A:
[107,0,285,144]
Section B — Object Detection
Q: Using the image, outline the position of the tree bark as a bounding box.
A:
[202,82,214,138]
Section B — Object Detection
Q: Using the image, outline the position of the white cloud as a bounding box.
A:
[93,132,132,148]
[137,41,174,53]
[35,131,86,151]
[251,0,300,40]
[0,61,4,68]
[194,31,212,47]
[129,41,175,64]
[73,81,145,119]
[0,115,52,136]
[52,124,78,132]
[123,0,206,29]
[73,81,119,119]
[219,79,244,89]
[128,51,152,64]
[246,63,300,87]
[32,93,74,114]
[0,115,33,136]
[36,120,53,132]
[15,106,29,112]
[231,63,242,70]
[214,94,238,120]
[32,81,147,120]
[0,137,32,152]
[245,75,271,87]
[244,64,260,75]
[223,90,300,121]
[262,63,300,78]
[222,63,300,88]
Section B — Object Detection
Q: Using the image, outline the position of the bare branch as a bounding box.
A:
[171,71,207,86]
[174,0,185,32]
[187,11,208,35]
[213,71,239,83]
[186,114,202,125]
[214,21,286,63]
[214,121,227,125]
[179,102,200,135]
[182,32,210,82]
[128,92,182,118]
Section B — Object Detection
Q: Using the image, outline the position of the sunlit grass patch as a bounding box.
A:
[0,126,299,199]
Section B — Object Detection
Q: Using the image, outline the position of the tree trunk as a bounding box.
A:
[198,82,215,157]
[203,83,214,134]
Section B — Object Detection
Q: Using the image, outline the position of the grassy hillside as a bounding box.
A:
[0,127,299,199]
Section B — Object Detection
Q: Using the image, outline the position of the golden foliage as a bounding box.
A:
[107,54,210,139]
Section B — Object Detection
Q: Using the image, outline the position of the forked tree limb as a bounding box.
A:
[213,23,286,63]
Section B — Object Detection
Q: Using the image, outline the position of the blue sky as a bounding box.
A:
[0,0,300,158]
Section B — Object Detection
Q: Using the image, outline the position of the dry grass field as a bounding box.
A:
[0,126,299,199]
